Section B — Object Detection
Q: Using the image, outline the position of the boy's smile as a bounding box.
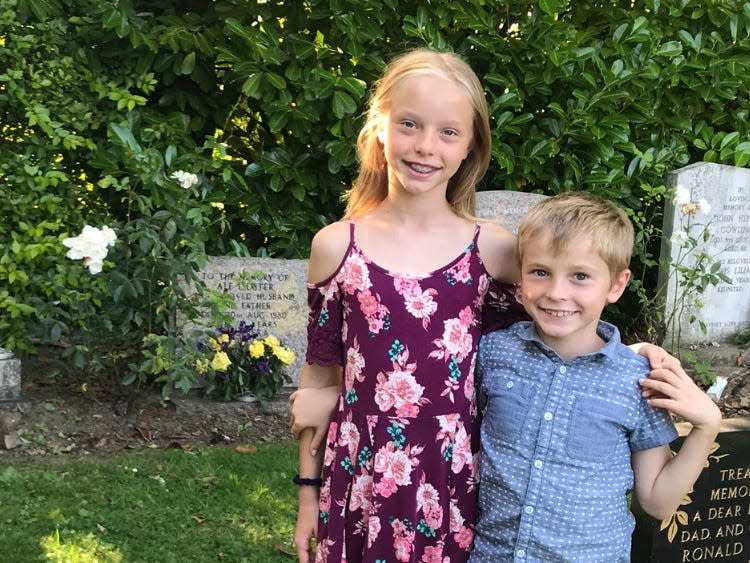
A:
[519,233,630,361]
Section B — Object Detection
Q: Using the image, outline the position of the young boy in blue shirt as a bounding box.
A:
[469,191,721,563]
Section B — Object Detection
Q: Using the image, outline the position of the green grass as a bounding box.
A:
[0,440,299,562]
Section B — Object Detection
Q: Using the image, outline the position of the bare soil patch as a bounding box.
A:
[0,352,292,461]
[1,343,748,461]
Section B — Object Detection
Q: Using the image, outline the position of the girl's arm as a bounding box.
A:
[631,367,721,519]
[293,221,349,562]
[294,363,340,563]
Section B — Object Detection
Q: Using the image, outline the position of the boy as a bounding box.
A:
[469,192,721,562]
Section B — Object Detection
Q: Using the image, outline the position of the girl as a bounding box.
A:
[293,48,521,563]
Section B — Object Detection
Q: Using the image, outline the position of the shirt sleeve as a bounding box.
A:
[482,278,530,334]
[305,281,344,367]
[629,396,680,452]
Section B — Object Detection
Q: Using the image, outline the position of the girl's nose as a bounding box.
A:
[414,131,436,155]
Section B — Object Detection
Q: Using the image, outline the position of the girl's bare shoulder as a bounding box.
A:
[477,219,519,282]
[308,221,352,283]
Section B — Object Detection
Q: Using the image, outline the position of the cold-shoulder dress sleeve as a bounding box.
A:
[305,278,344,367]
[482,278,529,334]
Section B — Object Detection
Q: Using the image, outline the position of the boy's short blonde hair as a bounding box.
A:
[517,191,634,280]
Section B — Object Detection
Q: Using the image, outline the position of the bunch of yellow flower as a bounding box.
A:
[192,321,295,402]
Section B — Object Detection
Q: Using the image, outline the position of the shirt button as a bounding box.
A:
[559,365,567,374]
[506,381,514,389]
[517,549,526,558]
[544,412,553,421]
[524,506,534,515]
[534,460,543,469]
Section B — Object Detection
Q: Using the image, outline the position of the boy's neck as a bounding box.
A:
[534,321,607,362]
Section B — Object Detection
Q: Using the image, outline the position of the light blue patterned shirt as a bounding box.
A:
[469,321,678,563]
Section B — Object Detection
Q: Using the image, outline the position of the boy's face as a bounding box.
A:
[519,233,630,360]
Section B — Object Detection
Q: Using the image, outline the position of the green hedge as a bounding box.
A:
[2,0,750,368]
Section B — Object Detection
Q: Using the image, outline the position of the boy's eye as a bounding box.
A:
[443,129,458,137]
[531,269,548,278]
[573,272,588,281]
[400,120,416,129]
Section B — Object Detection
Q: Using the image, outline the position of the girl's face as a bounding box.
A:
[377,73,473,199]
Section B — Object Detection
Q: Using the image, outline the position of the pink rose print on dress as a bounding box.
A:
[394,277,439,329]
[429,306,476,364]
[339,418,361,462]
[374,368,426,417]
[391,518,417,563]
[339,251,371,294]
[451,425,472,475]
[374,444,415,488]
[421,543,448,563]
[348,474,373,512]
[417,479,443,529]
[324,421,338,467]
[319,476,332,514]
[344,339,365,393]
[367,515,382,548]
[445,252,472,284]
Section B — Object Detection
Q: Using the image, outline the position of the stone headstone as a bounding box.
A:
[0,347,21,410]
[660,163,750,345]
[197,257,308,385]
[631,418,750,563]
[476,190,548,235]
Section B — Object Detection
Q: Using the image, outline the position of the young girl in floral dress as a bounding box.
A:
[293,48,522,563]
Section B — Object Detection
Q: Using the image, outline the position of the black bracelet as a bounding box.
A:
[293,474,322,487]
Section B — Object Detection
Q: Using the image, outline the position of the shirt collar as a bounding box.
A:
[517,320,622,362]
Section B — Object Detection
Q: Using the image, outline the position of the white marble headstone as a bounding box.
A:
[660,162,750,344]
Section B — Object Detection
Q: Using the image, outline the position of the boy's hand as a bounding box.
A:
[289,386,338,456]
[639,368,722,430]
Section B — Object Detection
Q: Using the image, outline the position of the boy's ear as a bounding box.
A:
[606,269,631,304]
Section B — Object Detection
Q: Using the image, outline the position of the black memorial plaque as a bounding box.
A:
[632,424,750,562]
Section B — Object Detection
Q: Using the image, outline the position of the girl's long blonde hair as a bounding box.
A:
[342,48,491,219]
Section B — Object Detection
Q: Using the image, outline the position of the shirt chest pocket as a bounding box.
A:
[483,373,537,443]
[566,396,628,463]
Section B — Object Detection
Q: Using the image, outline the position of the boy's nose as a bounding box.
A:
[545,278,568,300]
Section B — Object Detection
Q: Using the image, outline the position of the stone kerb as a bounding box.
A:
[475,190,548,235]
[197,257,309,386]
[660,162,750,345]
[0,347,21,409]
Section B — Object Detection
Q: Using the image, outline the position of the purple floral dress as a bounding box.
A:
[306,222,524,563]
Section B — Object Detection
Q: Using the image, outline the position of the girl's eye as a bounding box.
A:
[443,129,458,137]
[531,269,548,278]
[400,120,416,129]
[573,273,588,281]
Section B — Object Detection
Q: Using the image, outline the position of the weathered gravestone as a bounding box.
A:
[660,162,750,345]
[197,257,309,385]
[476,190,548,235]
[631,418,750,563]
[0,347,21,409]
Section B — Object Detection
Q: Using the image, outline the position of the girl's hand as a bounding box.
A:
[294,488,320,563]
[290,386,338,456]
